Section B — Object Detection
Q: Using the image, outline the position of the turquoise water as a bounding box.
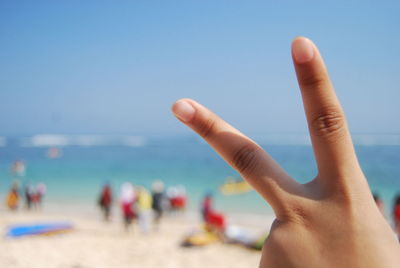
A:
[0,135,399,217]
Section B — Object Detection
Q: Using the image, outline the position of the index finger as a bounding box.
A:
[172,99,300,217]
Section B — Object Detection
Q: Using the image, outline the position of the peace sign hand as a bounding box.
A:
[172,37,400,268]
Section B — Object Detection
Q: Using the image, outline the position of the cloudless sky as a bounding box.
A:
[1,1,399,136]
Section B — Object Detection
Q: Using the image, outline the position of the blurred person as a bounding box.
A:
[120,182,136,231]
[31,190,40,210]
[31,183,47,210]
[6,181,20,210]
[137,186,153,234]
[393,194,400,239]
[98,183,113,221]
[373,193,385,216]
[166,186,176,202]
[36,183,47,209]
[166,186,177,213]
[201,192,226,232]
[201,192,213,221]
[151,180,165,230]
[172,37,400,267]
[24,182,34,210]
[167,185,187,213]
[175,185,187,211]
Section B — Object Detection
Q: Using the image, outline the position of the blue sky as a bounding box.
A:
[0,1,399,135]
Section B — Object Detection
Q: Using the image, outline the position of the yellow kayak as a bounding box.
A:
[220,177,252,195]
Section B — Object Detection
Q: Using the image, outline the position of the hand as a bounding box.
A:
[172,37,400,267]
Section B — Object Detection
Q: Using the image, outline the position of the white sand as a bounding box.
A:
[0,205,274,268]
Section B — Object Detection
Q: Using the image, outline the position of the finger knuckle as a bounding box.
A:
[300,73,326,90]
[284,203,311,227]
[197,118,216,139]
[311,108,345,138]
[231,143,261,175]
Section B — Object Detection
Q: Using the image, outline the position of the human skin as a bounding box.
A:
[172,37,400,267]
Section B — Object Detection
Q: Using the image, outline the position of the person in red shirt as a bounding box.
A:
[120,182,136,231]
[201,193,226,232]
[393,195,400,239]
[98,183,113,221]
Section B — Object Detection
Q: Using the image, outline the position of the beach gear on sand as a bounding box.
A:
[219,177,252,195]
[225,225,268,250]
[6,222,73,237]
[250,233,268,250]
[181,229,219,247]
[181,225,268,250]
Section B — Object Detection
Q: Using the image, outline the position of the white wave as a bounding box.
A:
[253,134,311,146]
[121,136,146,147]
[20,135,146,147]
[73,135,112,147]
[247,134,400,146]
[352,134,400,146]
[21,135,70,147]
[17,133,400,147]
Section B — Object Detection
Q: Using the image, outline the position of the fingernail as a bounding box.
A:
[172,100,195,122]
[292,37,315,64]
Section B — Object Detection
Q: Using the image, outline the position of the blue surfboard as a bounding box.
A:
[6,222,73,237]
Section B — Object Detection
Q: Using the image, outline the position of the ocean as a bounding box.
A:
[0,134,399,219]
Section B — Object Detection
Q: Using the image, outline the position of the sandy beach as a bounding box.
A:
[0,204,273,268]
